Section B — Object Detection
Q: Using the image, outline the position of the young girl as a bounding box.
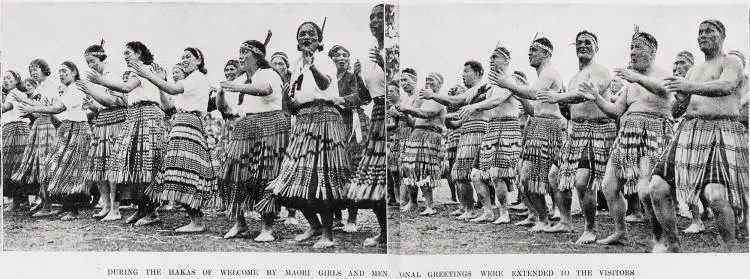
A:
[219,39,289,241]
[18,61,92,220]
[88,41,166,226]
[11,59,60,216]
[134,47,220,233]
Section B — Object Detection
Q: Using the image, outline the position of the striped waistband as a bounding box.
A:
[130,101,160,108]
[532,114,561,120]
[683,114,740,121]
[176,110,202,117]
[414,125,444,134]
[298,100,335,111]
[572,117,614,124]
[490,116,520,122]
[625,111,672,121]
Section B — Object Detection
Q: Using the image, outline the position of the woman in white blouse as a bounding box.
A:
[218,39,290,241]
[18,61,93,221]
[264,21,351,249]
[2,70,32,212]
[86,41,166,226]
[132,47,220,233]
[11,59,60,216]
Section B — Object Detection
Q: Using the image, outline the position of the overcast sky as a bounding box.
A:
[1,2,376,87]
[400,3,748,89]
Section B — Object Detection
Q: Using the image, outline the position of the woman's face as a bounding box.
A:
[124,46,140,64]
[271,57,288,75]
[172,66,186,82]
[238,47,258,72]
[3,72,17,90]
[24,81,37,93]
[29,65,44,82]
[297,23,320,52]
[59,65,76,86]
[224,65,239,80]
[85,54,105,73]
[331,49,351,72]
[181,50,201,73]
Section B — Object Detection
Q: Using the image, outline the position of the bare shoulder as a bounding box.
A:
[650,67,670,79]
[723,54,744,70]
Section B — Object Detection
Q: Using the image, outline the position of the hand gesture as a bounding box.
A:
[419,87,436,100]
[664,76,691,93]
[127,60,149,77]
[487,69,510,88]
[301,46,315,67]
[576,81,599,101]
[153,63,168,80]
[353,59,362,76]
[219,81,240,92]
[536,90,559,103]
[75,80,92,95]
[457,104,477,120]
[16,103,31,115]
[369,47,384,69]
[614,68,639,83]
[86,70,104,85]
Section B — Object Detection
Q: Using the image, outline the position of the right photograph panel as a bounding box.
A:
[392,3,749,254]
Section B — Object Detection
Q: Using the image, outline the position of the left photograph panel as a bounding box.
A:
[1,1,388,253]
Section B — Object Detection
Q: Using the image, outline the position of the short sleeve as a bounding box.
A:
[316,54,337,81]
[257,69,283,96]
[178,71,199,95]
[60,86,84,109]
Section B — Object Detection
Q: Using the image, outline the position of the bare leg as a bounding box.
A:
[456,181,478,220]
[625,194,645,222]
[295,209,323,242]
[684,203,706,233]
[648,176,680,252]
[343,206,359,232]
[175,205,205,233]
[364,204,387,247]
[419,185,437,216]
[598,161,628,244]
[575,168,597,244]
[469,170,496,222]
[313,210,335,248]
[254,214,276,242]
[284,208,299,225]
[224,210,249,239]
[93,181,110,218]
[546,165,574,233]
[101,182,121,221]
[492,177,510,224]
[704,183,738,246]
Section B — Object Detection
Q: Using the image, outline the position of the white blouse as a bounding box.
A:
[174,71,210,114]
[236,68,283,114]
[56,83,88,122]
[288,51,339,104]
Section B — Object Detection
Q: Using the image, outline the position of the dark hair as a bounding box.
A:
[61,61,81,81]
[534,37,554,52]
[29,59,51,76]
[225,59,240,70]
[633,32,658,51]
[125,41,154,65]
[84,39,107,61]
[388,80,400,88]
[576,30,598,45]
[402,67,418,77]
[513,70,526,80]
[185,47,207,74]
[23,78,38,92]
[494,47,511,60]
[5,70,24,91]
[328,45,350,58]
[464,60,484,76]
[296,21,325,52]
[241,40,271,70]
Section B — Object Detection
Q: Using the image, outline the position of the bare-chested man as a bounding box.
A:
[576,31,674,245]
[458,47,522,224]
[488,38,566,232]
[538,31,618,243]
[649,20,748,252]
[398,68,420,212]
[398,72,447,216]
[421,60,489,220]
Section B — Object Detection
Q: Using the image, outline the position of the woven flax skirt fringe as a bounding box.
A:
[441,129,460,179]
[346,97,387,208]
[3,121,31,197]
[477,117,522,181]
[610,112,673,195]
[87,107,127,183]
[145,112,220,209]
[520,115,563,194]
[652,116,748,218]
[45,121,93,204]
[204,113,225,176]
[221,111,290,218]
[558,119,617,192]
[345,109,372,167]
[12,115,57,187]
[387,128,400,172]
[401,124,444,191]
[107,105,166,202]
[265,102,352,212]
[450,120,488,182]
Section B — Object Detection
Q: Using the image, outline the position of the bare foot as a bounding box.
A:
[125,211,146,224]
[60,213,79,221]
[223,223,249,239]
[515,210,529,217]
[401,203,417,212]
[135,216,161,226]
[510,203,527,211]
[544,222,574,233]
[32,209,56,217]
[284,217,299,225]
[682,222,706,234]
[93,208,109,219]
[294,229,322,242]
[313,238,335,249]
[29,203,43,212]
[49,208,64,215]
[529,222,552,232]
[575,231,597,244]
[625,214,645,223]
[515,217,536,227]
[247,211,261,221]
[343,223,359,233]
[101,212,122,222]
[419,208,437,216]
[492,212,510,224]
[456,211,478,221]
[175,223,205,233]
[597,232,627,245]
[449,208,464,216]
[363,234,384,247]
[254,229,275,242]
[469,212,496,223]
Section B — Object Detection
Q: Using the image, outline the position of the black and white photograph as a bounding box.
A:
[393,3,749,254]
[1,1,388,253]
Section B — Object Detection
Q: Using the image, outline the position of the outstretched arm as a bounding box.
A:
[665,57,743,97]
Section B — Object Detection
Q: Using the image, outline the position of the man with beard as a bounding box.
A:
[460,46,522,223]
[576,31,674,245]
[489,37,566,232]
[422,60,489,220]
[538,31,618,243]
[649,20,748,252]
[398,72,446,216]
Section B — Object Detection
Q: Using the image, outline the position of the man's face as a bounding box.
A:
[698,22,723,53]
[369,5,385,39]
[425,76,440,92]
[630,39,654,72]
[489,53,508,73]
[576,34,598,62]
[462,65,479,87]
[400,74,416,93]
[672,57,692,77]
[528,45,546,68]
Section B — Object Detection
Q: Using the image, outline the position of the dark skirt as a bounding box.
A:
[107,104,166,202]
[450,119,488,182]
[45,121,93,204]
[346,97,387,208]
[87,106,127,183]
[265,101,352,212]
[12,115,57,186]
[477,117,522,180]
[145,112,220,209]
[519,115,564,194]
[222,111,290,218]
[558,118,617,191]
[3,121,31,197]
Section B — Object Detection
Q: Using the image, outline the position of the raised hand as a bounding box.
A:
[153,63,168,80]
[614,68,639,83]
[536,90,559,103]
[419,87,436,100]
[576,81,598,101]
[664,76,691,93]
[219,81,240,92]
[457,104,477,120]
[353,59,362,76]
[369,47,384,69]
[127,60,149,77]
[75,80,92,95]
